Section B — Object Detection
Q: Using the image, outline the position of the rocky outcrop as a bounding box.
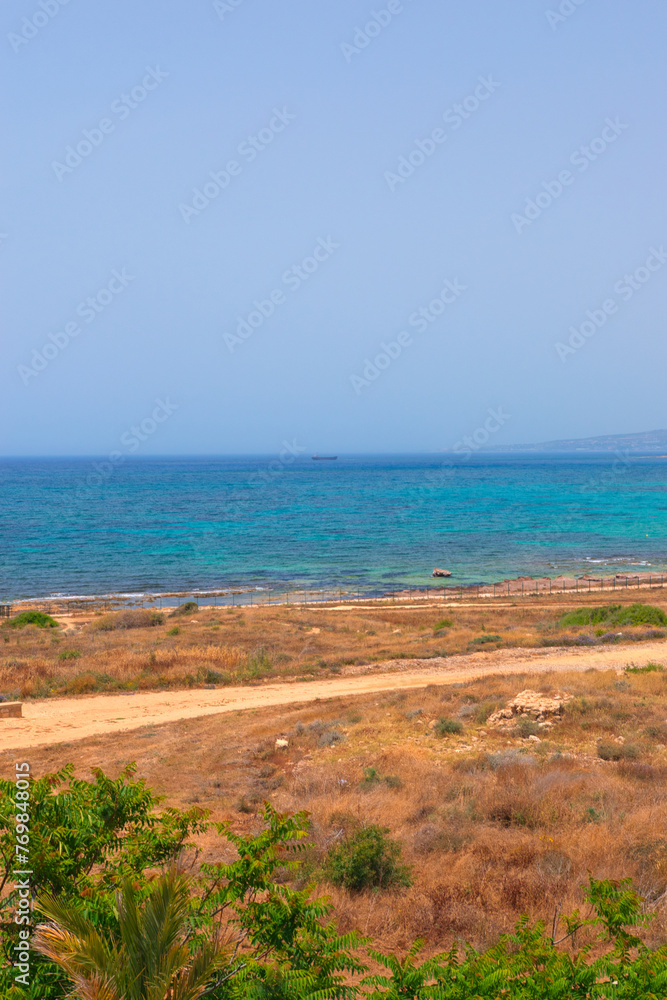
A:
[487,690,571,730]
[432,568,452,577]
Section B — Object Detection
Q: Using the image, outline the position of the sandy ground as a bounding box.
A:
[1,640,663,752]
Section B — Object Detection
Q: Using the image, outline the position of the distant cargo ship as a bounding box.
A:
[312,454,338,460]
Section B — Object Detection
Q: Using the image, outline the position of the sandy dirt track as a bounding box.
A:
[1,641,664,752]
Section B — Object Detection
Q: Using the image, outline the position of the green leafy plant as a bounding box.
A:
[243,646,273,680]
[169,601,199,617]
[626,660,664,673]
[6,611,58,629]
[434,717,463,736]
[361,768,402,790]
[324,825,412,892]
[34,866,225,1000]
[560,603,667,628]
[58,649,81,660]
[471,634,502,645]
[597,741,640,761]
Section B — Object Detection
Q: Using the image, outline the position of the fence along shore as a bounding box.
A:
[5,570,667,615]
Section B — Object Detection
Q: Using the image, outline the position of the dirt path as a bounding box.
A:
[1,641,663,752]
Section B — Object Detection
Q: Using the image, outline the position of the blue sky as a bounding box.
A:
[3,0,667,455]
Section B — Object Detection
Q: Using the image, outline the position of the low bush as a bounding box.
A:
[324,824,412,891]
[93,609,164,631]
[435,717,463,736]
[318,728,344,747]
[361,767,402,790]
[597,740,641,762]
[6,611,58,629]
[626,661,664,674]
[559,603,667,628]
[471,634,502,645]
[200,668,231,685]
[169,601,199,617]
[58,649,81,660]
[617,603,667,626]
[243,647,273,680]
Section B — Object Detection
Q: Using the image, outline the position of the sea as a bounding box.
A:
[1,454,667,603]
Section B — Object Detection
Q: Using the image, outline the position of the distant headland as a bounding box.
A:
[486,428,667,454]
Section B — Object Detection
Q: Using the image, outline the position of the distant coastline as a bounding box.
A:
[479,428,667,454]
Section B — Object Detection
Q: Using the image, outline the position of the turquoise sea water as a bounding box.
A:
[1,455,667,601]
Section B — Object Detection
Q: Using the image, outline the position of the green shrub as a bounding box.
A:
[559,603,667,628]
[471,634,502,645]
[433,618,453,633]
[361,768,402,790]
[361,767,382,787]
[58,649,81,661]
[169,601,199,617]
[243,647,273,680]
[199,668,231,685]
[7,611,58,629]
[597,741,641,761]
[559,604,622,627]
[616,604,667,626]
[626,661,664,674]
[435,717,463,736]
[324,824,412,891]
[167,626,180,636]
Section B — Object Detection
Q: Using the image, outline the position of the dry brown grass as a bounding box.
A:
[6,664,667,955]
[3,591,667,699]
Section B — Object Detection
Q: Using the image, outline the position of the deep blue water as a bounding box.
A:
[1,454,667,600]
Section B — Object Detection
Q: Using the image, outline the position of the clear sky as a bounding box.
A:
[3,0,667,456]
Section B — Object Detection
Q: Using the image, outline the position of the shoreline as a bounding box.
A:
[7,569,667,615]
